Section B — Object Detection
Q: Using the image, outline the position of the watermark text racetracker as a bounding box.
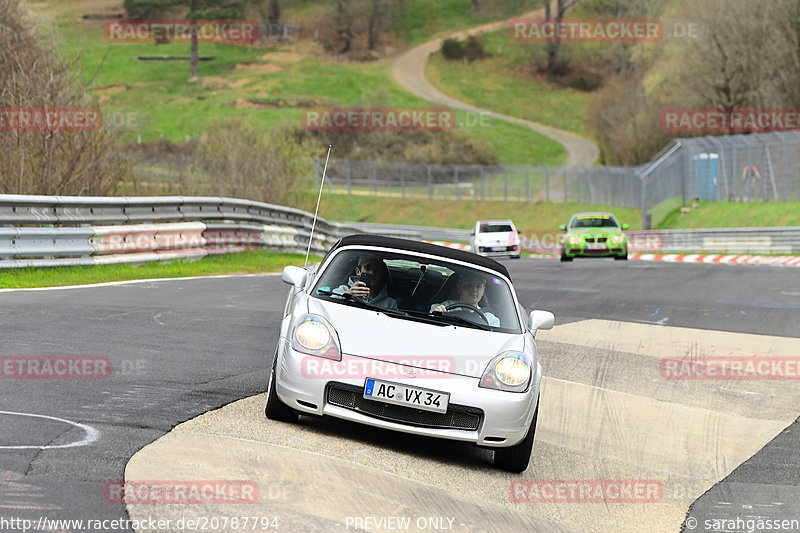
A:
[0,108,101,131]
[104,19,258,43]
[303,108,491,131]
[0,515,280,532]
[1,356,148,379]
[661,356,800,380]
[509,479,663,503]
[103,480,272,504]
[0,108,144,132]
[510,18,662,42]
[509,18,700,42]
[661,108,800,133]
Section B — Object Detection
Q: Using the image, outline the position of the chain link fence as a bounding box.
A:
[314,131,800,229]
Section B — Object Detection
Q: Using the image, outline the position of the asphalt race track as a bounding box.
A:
[0,260,798,532]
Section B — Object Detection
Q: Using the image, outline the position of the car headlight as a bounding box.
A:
[292,314,341,361]
[479,352,532,393]
[609,235,624,244]
[567,235,582,245]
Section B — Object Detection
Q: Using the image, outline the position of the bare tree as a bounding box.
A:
[269,0,280,24]
[0,0,127,195]
[336,0,354,53]
[367,0,388,51]
[541,0,585,74]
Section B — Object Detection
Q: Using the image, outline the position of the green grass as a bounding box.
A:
[0,250,321,289]
[318,193,641,231]
[275,0,539,46]
[655,201,800,229]
[319,194,800,232]
[426,29,593,136]
[392,0,539,45]
[47,15,563,165]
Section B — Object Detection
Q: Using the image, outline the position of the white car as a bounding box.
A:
[267,234,554,472]
[470,219,521,259]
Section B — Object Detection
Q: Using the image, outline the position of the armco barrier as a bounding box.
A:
[625,227,800,255]
[91,223,207,255]
[1,194,799,268]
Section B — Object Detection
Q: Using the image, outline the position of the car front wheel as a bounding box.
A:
[265,350,299,423]
[494,396,539,473]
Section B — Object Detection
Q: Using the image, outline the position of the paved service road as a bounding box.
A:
[1,261,798,532]
[391,9,599,167]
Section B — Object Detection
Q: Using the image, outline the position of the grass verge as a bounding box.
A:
[0,250,321,289]
[41,3,561,166]
[655,201,800,229]
[318,193,642,230]
[425,29,592,136]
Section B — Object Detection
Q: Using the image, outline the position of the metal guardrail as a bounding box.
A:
[348,221,800,256]
[1,194,798,268]
[315,130,800,230]
[0,195,429,268]
[628,227,800,255]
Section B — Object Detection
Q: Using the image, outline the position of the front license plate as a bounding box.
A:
[363,378,449,414]
[491,247,506,252]
[587,243,606,250]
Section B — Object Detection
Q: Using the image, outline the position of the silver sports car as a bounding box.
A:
[266,234,554,472]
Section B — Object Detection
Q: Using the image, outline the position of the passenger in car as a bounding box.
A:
[333,254,398,309]
[430,273,500,326]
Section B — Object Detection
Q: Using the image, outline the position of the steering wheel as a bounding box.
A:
[445,303,488,323]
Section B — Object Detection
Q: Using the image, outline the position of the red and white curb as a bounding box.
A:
[420,243,800,268]
[631,254,800,267]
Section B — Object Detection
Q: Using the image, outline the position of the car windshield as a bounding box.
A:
[570,215,619,229]
[312,248,521,333]
[479,223,514,233]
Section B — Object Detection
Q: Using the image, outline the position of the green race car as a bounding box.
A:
[559,212,629,262]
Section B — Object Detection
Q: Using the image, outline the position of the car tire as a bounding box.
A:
[265,350,299,423]
[512,254,521,260]
[560,250,572,262]
[614,253,628,261]
[494,396,539,473]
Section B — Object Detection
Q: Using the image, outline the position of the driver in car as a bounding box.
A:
[333,254,398,309]
[431,274,500,326]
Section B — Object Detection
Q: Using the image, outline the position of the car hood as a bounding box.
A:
[567,228,623,236]
[307,297,526,378]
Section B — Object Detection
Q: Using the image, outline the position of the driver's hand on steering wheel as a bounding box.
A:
[433,304,447,313]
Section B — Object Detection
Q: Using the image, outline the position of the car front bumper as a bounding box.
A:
[273,341,540,448]
[473,245,521,258]
[564,243,627,257]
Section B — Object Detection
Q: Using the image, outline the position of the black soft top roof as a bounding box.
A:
[330,234,511,279]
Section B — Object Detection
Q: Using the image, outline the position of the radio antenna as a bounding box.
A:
[305,145,332,267]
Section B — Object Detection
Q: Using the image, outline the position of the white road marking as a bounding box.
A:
[0,411,99,449]
[0,273,281,293]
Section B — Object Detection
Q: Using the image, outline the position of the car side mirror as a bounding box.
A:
[559,224,566,231]
[622,223,629,230]
[470,231,475,236]
[282,265,307,288]
[528,310,554,333]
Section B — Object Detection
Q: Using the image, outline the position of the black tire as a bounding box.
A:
[560,250,572,262]
[494,396,539,473]
[511,254,521,260]
[265,351,298,423]
[614,253,628,261]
